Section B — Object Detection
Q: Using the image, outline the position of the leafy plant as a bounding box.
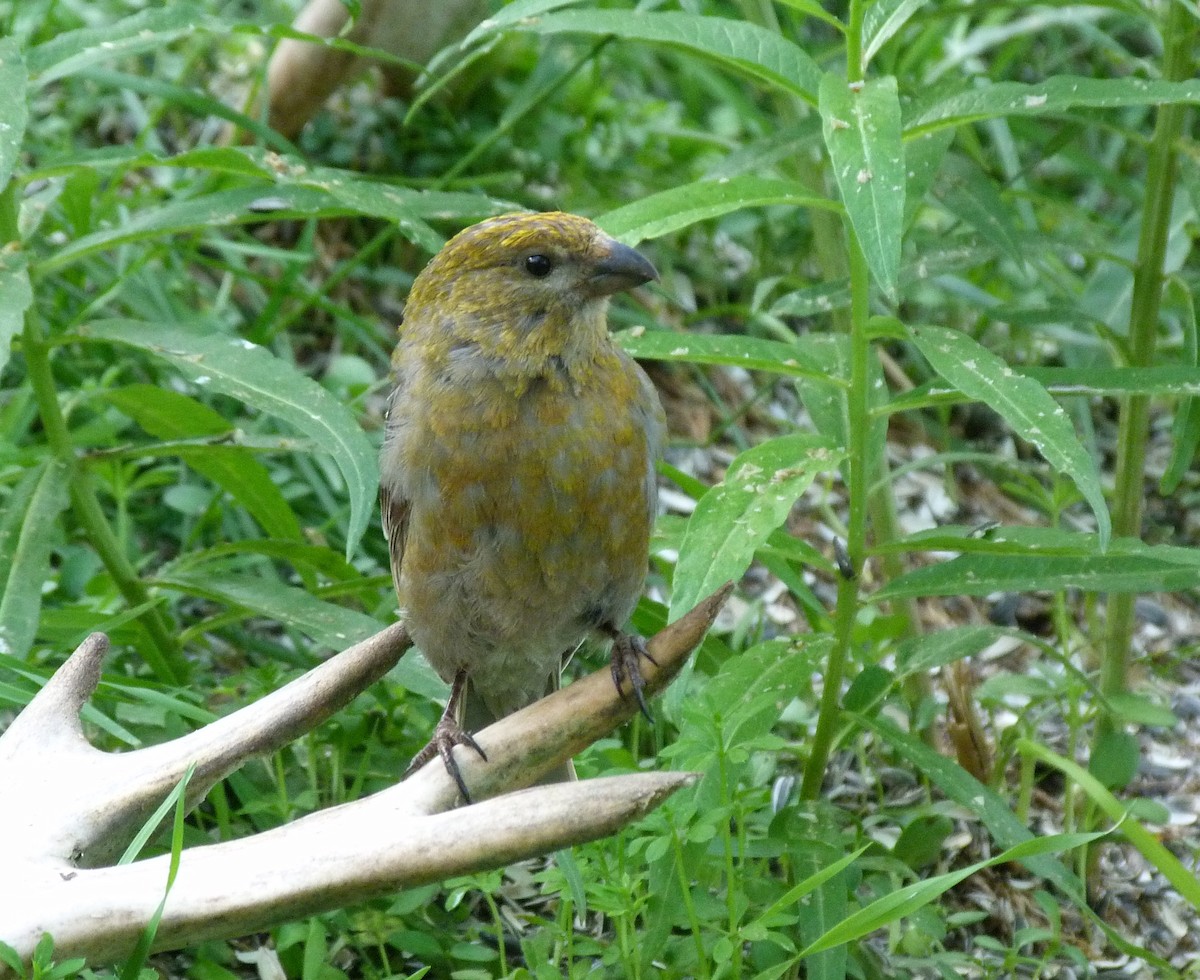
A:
[2,0,1199,976]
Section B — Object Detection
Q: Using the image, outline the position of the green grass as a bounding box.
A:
[2,0,1200,976]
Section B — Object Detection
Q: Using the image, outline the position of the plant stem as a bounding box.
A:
[1097,0,1194,734]
[22,311,188,684]
[800,0,872,799]
[801,234,872,800]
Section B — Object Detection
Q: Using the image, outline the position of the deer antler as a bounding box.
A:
[0,584,732,971]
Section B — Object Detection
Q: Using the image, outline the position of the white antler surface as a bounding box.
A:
[0,585,731,972]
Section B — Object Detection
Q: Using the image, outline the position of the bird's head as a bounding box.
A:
[401,211,657,370]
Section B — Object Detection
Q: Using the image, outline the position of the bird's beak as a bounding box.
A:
[583,239,659,297]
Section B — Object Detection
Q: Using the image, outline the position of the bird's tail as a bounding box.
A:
[460,673,577,784]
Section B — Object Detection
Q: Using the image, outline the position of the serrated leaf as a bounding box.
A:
[820,73,905,298]
[907,75,1200,138]
[0,38,27,194]
[0,459,70,659]
[599,176,837,245]
[670,434,843,620]
[615,329,828,381]
[509,11,821,104]
[78,320,376,560]
[910,324,1111,547]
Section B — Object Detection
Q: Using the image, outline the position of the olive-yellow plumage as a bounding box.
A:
[380,211,665,796]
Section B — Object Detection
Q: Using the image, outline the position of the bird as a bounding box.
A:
[379,210,666,800]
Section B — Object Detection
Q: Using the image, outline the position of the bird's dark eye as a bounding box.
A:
[524,254,553,278]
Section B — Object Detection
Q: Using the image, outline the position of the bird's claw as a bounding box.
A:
[610,634,657,723]
[404,714,487,803]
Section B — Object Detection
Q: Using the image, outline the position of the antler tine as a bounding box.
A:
[0,772,696,962]
[0,586,732,973]
[0,625,411,868]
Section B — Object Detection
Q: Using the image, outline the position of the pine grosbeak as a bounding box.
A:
[380,211,665,798]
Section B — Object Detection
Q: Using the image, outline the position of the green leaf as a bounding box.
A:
[598,177,838,246]
[77,320,377,560]
[155,569,443,701]
[1161,278,1199,495]
[1024,365,1200,398]
[701,637,822,743]
[0,460,70,659]
[459,0,587,48]
[0,257,32,377]
[615,328,829,381]
[820,73,905,298]
[39,185,338,272]
[895,625,1012,677]
[1088,731,1139,790]
[309,172,444,254]
[902,128,954,226]
[104,385,303,544]
[1020,738,1200,912]
[909,325,1111,548]
[157,569,374,647]
[0,38,27,194]
[893,814,954,871]
[862,0,928,68]
[509,11,821,104]
[38,172,507,272]
[800,827,1107,957]
[932,155,1026,268]
[1105,692,1178,728]
[875,552,1200,600]
[857,715,1085,893]
[907,75,1200,138]
[27,5,217,85]
[792,334,888,484]
[769,280,852,318]
[670,434,843,621]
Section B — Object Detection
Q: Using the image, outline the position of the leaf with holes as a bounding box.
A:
[820,73,905,298]
[670,434,843,621]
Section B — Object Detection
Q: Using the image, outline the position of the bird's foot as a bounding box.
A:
[609,633,657,722]
[404,669,487,802]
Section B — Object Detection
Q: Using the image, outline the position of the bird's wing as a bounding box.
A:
[379,484,410,597]
[633,360,668,525]
[380,363,412,598]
